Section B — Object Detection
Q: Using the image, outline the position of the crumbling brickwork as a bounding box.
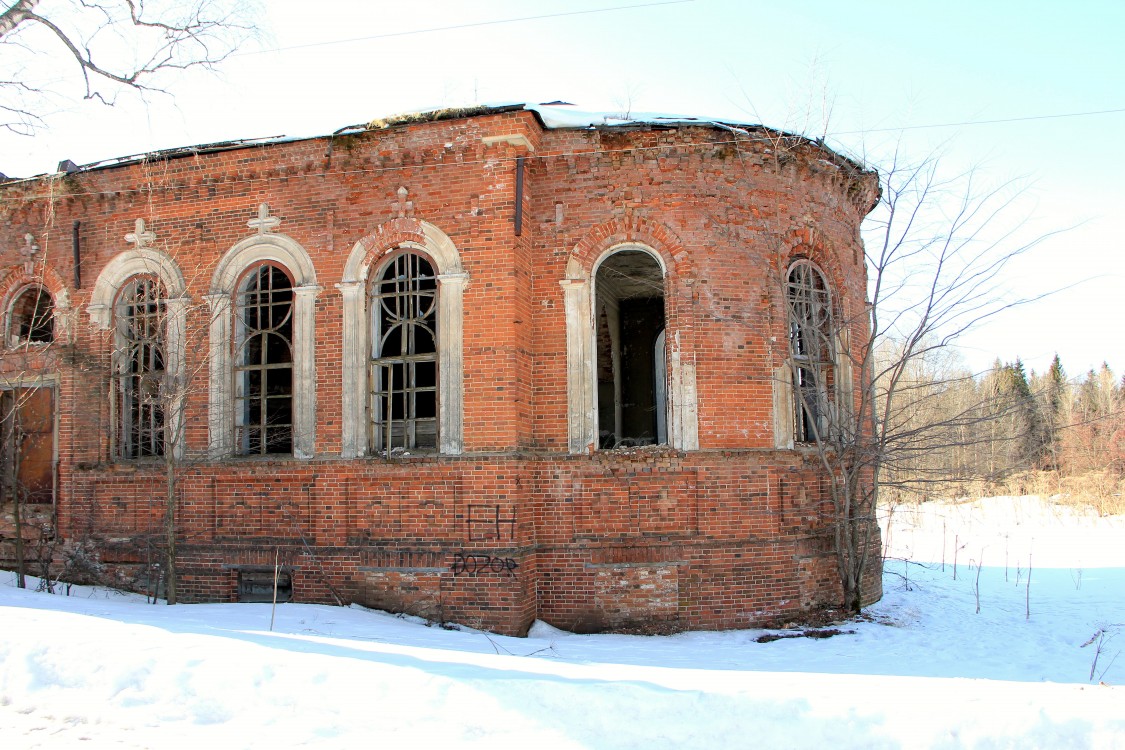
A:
[0,105,882,634]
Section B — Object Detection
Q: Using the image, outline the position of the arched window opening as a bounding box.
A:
[234,264,294,455]
[9,286,53,345]
[787,261,835,443]
[369,252,438,453]
[114,277,166,459]
[594,249,666,448]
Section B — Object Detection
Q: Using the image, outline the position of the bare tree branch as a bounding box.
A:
[0,0,255,135]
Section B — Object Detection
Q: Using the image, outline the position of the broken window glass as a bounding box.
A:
[786,261,835,443]
[114,277,166,458]
[9,285,53,345]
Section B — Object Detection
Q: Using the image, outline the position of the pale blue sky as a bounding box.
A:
[3,0,1121,378]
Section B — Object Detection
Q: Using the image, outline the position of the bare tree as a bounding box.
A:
[0,0,255,134]
[786,147,1059,612]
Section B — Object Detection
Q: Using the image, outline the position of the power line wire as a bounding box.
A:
[837,106,1125,134]
[238,1,695,57]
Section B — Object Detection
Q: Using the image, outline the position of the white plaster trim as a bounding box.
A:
[208,232,318,459]
[564,243,698,453]
[340,219,465,456]
[336,280,366,458]
[162,295,189,460]
[773,362,795,449]
[561,278,594,453]
[86,247,188,458]
[203,292,231,458]
[210,233,317,292]
[291,283,321,458]
[342,220,463,281]
[88,248,187,329]
[668,329,699,450]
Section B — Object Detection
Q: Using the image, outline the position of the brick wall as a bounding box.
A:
[0,107,882,634]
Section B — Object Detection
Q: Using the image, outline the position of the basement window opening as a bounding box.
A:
[237,569,292,603]
[594,249,667,448]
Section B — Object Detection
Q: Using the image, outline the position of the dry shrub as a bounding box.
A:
[1001,470,1125,516]
[879,471,1124,516]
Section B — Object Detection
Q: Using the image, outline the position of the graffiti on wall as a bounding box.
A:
[451,552,518,577]
[467,503,516,541]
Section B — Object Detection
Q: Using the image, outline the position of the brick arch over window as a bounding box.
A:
[207,233,319,459]
[2,264,71,345]
[7,283,54,345]
[338,218,466,457]
[88,247,188,459]
[561,218,698,453]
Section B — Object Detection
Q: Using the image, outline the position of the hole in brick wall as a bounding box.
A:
[9,285,53,344]
[238,569,292,603]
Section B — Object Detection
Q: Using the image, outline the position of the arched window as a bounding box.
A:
[8,285,53,345]
[562,238,698,454]
[89,242,187,462]
[339,220,466,458]
[593,249,667,447]
[207,225,317,459]
[786,260,835,443]
[368,252,438,452]
[114,277,166,458]
[233,264,294,455]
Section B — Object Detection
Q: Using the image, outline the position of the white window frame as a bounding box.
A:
[338,219,466,458]
[88,247,188,460]
[561,243,698,453]
[207,233,319,459]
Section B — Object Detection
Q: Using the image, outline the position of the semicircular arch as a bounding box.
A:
[88,248,186,329]
[565,217,690,281]
[210,232,316,293]
[343,218,462,283]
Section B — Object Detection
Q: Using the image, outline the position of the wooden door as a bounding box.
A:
[1,387,55,506]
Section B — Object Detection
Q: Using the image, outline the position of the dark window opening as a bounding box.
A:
[369,252,438,452]
[595,250,666,448]
[234,264,294,455]
[9,286,53,345]
[115,277,166,459]
[237,569,292,603]
[787,261,835,443]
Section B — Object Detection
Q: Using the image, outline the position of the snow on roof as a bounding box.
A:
[525,102,753,135]
[4,102,822,181]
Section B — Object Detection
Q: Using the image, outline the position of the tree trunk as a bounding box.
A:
[164,455,177,604]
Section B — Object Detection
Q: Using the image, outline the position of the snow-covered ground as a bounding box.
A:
[2,496,1123,749]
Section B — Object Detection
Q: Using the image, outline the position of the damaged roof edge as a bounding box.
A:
[3,102,871,182]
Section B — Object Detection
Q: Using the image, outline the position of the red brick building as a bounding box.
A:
[0,104,882,634]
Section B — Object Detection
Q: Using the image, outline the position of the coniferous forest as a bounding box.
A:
[878,352,1123,512]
